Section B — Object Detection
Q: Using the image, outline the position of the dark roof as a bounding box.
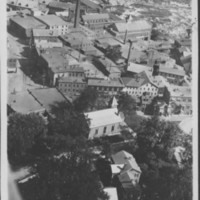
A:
[81,0,102,10]
[28,88,69,111]
[176,38,191,47]
[58,77,86,84]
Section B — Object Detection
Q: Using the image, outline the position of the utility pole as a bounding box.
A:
[124,29,128,44]
[74,0,81,28]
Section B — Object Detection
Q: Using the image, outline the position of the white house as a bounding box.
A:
[85,108,125,139]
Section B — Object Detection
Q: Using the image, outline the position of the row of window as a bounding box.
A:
[159,72,183,79]
[85,19,107,24]
[95,125,115,135]
[91,86,121,92]
[61,88,81,93]
[69,72,84,77]
[59,83,86,88]
[127,90,157,96]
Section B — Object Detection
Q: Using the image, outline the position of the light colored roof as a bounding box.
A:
[8,91,45,114]
[85,108,123,128]
[114,20,152,33]
[103,188,118,200]
[33,29,59,37]
[88,78,124,88]
[28,88,68,111]
[169,86,191,98]
[127,62,151,74]
[179,117,193,134]
[159,66,185,76]
[48,1,76,10]
[110,164,124,174]
[111,150,141,173]
[36,14,69,26]
[10,16,46,29]
[82,13,109,21]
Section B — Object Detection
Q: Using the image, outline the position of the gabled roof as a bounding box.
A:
[111,150,141,173]
[113,20,152,33]
[85,108,123,128]
[118,170,137,188]
[127,63,151,74]
[81,0,102,10]
[159,66,185,76]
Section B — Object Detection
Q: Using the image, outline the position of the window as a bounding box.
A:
[111,125,114,132]
[95,129,98,135]
[103,127,107,134]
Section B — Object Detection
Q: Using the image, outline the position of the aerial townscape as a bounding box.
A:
[7,0,193,200]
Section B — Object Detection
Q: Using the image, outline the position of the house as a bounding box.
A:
[32,29,63,49]
[9,15,46,38]
[38,47,83,86]
[57,77,87,98]
[126,62,152,75]
[81,13,110,31]
[28,87,70,113]
[158,65,185,85]
[93,57,121,79]
[175,38,191,49]
[122,71,158,104]
[36,14,71,35]
[111,150,141,185]
[60,32,97,55]
[88,78,124,95]
[108,20,152,42]
[169,86,192,115]
[85,108,125,139]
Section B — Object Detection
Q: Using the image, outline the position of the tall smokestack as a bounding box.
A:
[125,40,133,71]
[74,0,81,28]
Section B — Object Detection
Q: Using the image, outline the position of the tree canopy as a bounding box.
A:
[8,112,47,167]
[117,92,137,116]
[19,144,109,200]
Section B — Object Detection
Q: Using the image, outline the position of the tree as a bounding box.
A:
[117,92,137,116]
[35,102,90,157]
[74,87,98,112]
[8,113,47,167]
[20,146,109,200]
[105,45,122,62]
[135,117,192,200]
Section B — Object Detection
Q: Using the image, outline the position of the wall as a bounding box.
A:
[88,122,122,139]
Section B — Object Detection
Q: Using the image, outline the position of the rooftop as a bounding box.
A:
[88,78,124,88]
[103,188,118,200]
[127,63,151,74]
[169,86,191,98]
[48,1,76,10]
[58,77,86,84]
[28,88,69,112]
[36,14,70,27]
[82,13,109,21]
[159,66,185,76]
[85,108,123,128]
[33,29,59,37]
[111,150,141,173]
[118,171,137,188]
[10,15,46,29]
[40,47,80,72]
[113,20,152,33]
[8,91,45,114]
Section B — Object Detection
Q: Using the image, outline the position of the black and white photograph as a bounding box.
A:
[1,0,198,199]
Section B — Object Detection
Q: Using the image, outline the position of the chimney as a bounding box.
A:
[125,40,133,71]
[124,29,128,44]
[74,0,81,28]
